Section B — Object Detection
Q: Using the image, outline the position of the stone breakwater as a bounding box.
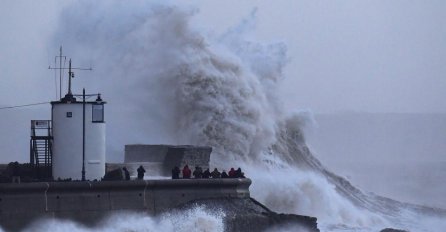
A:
[0,179,319,231]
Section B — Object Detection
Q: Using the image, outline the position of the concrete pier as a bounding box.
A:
[0,179,250,231]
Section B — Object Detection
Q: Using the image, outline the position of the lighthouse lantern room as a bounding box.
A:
[30,52,106,181]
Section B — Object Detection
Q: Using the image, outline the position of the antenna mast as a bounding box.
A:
[49,47,92,100]
[68,59,73,95]
[59,47,63,99]
[48,46,66,100]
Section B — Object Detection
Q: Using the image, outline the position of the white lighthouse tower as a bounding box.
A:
[51,60,106,181]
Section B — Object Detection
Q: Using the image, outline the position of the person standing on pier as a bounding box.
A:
[221,170,229,178]
[193,166,203,178]
[137,165,146,180]
[228,168,236,178]
[202,168,211,178]
[182,165,191,178]
[211,168,221,178]
[172,166,180,179]
[122,167,130,180]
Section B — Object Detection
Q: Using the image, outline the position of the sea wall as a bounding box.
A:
[0,179,250,231]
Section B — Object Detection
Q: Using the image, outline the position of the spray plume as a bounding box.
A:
[51,2,446,231]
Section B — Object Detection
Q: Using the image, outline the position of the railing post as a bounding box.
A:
[30,139,34,166]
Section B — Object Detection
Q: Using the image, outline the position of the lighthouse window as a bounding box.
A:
[66,112,72,118]
[92,104,104,122]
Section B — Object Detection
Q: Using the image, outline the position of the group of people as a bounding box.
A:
[122,165,145,180]
[171,165,245,179]
[121,164,246,180]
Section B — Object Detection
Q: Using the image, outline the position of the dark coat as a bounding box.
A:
[211,169,221,178]
[137,166,146,179]
[202,169,211,178]
[221,171,229,178]
[123,168,130,180]
[235,168,242,178]
[172,166,180,179]
[193,167,203,178]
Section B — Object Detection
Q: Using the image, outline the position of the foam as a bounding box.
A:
[22,206,225,232]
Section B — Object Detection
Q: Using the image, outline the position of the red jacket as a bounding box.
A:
[228,168,236,178]
[182,166,191,178]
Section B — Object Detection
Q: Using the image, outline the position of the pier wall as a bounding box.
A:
[0,179,251,231]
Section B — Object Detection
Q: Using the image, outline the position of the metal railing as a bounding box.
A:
[30,120,53,179]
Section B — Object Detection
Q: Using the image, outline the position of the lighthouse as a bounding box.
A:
[51,59,106,181]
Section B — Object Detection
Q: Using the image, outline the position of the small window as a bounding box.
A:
[66,112,72,118]
[92,104,104,122]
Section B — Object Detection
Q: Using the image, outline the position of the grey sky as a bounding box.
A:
[1,1,445,113]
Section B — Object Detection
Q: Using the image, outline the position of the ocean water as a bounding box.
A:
[307,113,446,210]
[336,161,446,209]
[21,1,445,231]
[18,206,224,232]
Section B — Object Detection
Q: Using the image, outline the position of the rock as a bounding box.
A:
[102,168,124,181]
[380,228,409,232]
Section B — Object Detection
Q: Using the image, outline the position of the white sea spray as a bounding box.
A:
[23,206,225,232]
[47,2,446,231]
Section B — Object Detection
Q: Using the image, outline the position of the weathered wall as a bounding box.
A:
[124,144,168,163]
[0,179,250,231]
[164,146,212,172]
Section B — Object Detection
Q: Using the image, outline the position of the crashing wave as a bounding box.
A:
[54,2,446,231]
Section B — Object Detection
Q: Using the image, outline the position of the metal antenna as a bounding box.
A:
[49,46,66,100]
[49,47,92,99]
[59,47,64,99]
[68,59,73,95]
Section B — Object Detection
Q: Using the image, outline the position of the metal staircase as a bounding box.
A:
[30,120,53,179]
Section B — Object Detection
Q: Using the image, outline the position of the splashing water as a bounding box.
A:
[22,206,225,232]
[52,2,446,231]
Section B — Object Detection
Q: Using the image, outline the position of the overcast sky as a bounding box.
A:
[1,0,445,114]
